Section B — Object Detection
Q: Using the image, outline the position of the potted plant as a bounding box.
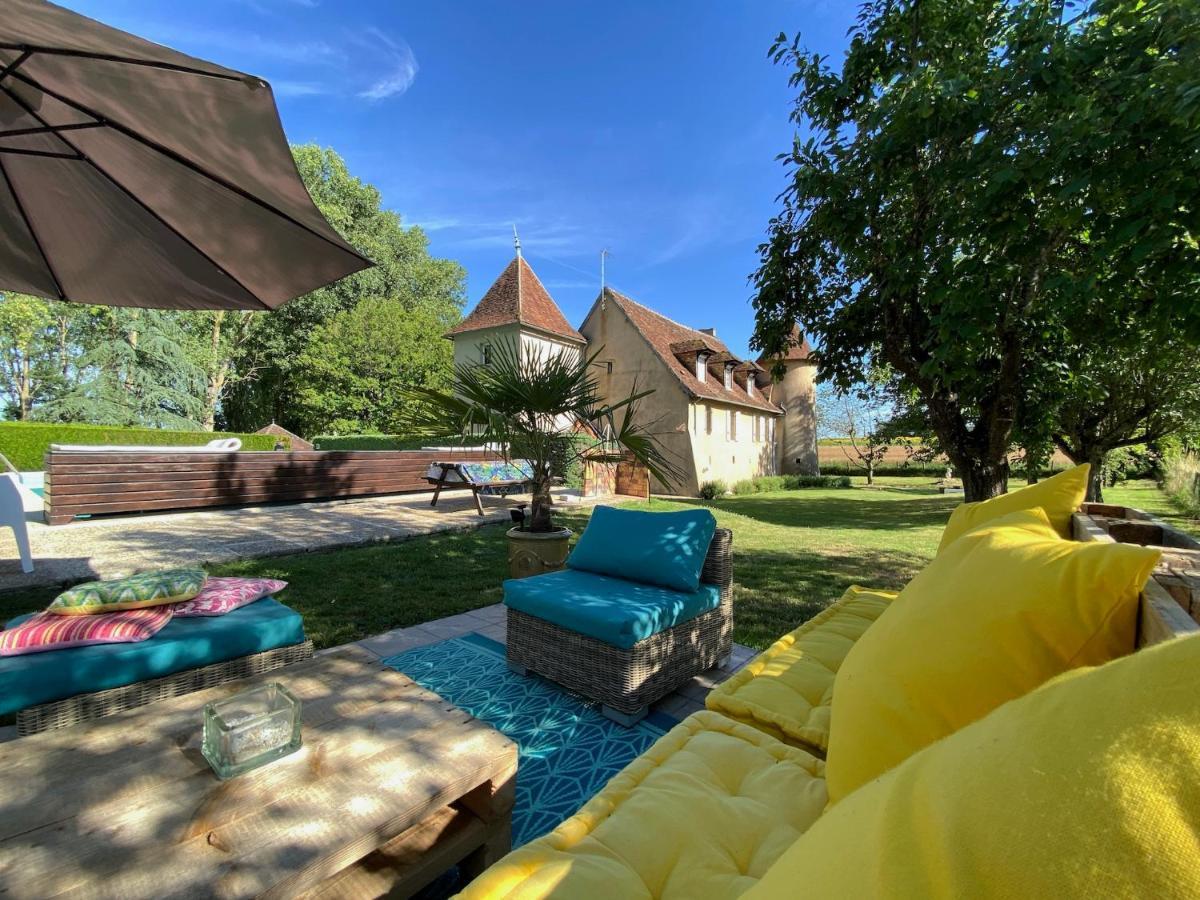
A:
[402,340,679,578]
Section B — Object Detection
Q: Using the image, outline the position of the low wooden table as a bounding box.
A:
[0,646,517,899]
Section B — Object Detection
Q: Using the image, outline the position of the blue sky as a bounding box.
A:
[63,0,856,359]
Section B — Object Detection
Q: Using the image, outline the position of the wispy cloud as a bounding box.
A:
[356,29,419,101]
[272,81,333,98]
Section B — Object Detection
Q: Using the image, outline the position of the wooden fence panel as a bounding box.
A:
[43,450,498,525]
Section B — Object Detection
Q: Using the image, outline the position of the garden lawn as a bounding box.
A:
[0,481,958,652]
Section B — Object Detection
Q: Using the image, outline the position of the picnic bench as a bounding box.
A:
[426,460,534,516]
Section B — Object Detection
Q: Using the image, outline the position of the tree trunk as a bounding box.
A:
[957,459,1009,502]
[1085,452,1105,503]
[529,470,556,532]
[866,459,875,485]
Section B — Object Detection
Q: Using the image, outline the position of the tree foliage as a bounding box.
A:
[291,297,454,435]
[222,145,465,432]
[753,0,1200,501]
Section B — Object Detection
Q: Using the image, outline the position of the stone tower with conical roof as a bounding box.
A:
[445,253,585,369]
[759,324,819,475]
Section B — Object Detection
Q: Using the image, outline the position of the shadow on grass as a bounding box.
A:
[672,493,956,533]
[730,544,928,649]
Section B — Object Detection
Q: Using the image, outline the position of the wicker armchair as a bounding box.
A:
[506,527,733,726]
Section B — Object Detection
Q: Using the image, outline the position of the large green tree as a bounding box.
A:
[291,298,454,435]
[1052,319,1200,502]
[44,307,205,429]
[753,0,1200,500]
[222,145,466,433]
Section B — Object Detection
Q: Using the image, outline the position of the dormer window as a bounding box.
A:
[695,351,712,382]
[723,365,734,390]
[746,378,755,398]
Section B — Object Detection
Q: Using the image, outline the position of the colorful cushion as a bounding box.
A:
[504,568,721,649]
[47,568,207,616]
[567,506,717,593]
[0,598,306,716]
[938,463,1090,552]
[825,507,1160,804]
[745,634,1200,900]
[706,585,896,753]
[459,710,828,900]
[170,576,286,617]
[0,607,172,656]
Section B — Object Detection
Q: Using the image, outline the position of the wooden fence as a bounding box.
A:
[43,449,498,525]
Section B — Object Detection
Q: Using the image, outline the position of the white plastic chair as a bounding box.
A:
[0,473,33,573]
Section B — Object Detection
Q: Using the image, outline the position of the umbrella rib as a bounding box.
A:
[0,49,32,83]
[1,84,271,311]
[5,69,373,268]
[0,152,67,300]
[0,45,245,84]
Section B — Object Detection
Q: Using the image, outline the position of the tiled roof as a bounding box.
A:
[757,323,814,364]
[603,288,782,414]
[446,257,585,343]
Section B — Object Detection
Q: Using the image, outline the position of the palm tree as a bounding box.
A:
[402,340,679,532]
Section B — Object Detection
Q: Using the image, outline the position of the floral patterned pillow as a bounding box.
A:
[170,577,287,617]
[0,607,173,656]
[47,568,207,616]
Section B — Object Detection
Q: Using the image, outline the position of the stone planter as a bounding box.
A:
[507,527,573,580]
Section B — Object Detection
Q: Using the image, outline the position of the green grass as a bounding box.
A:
[3,478,1193,654]
[1105,480,1200,539]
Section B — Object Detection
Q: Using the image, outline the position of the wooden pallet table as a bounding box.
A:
[0,646,517,899]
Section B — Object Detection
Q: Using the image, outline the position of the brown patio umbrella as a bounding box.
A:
[0,0,372,310]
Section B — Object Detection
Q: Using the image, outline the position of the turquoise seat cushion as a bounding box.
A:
[0,598,304,716]
[504,569,721,649]
[566,506,717,593]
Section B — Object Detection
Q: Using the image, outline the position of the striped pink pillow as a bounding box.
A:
[169,577,287,617]
[0,607,173,656]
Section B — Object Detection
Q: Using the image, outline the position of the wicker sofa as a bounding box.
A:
[505,508,732,726]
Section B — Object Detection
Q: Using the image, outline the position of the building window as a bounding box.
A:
[729,410,738,441]
[705,406,713,435]
[606,361,613,375]
[753,415,761,442]
[723,367,733,390]
[481,343,492,365]
[696,353,709,382]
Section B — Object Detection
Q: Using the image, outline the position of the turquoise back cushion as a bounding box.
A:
[567,506,717,592]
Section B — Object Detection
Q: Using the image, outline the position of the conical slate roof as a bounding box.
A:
[446,257,584,343]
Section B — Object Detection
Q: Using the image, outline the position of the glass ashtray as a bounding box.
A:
[202,682,301,780]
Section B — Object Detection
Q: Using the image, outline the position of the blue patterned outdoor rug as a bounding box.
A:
[383,633,677,848]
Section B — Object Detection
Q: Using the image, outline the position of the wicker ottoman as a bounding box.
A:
[506,528,733,726]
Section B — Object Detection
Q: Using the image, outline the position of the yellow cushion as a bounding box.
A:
[457,710,827,900]
[745,633,1200,900]
[705,586,895,753]
[825,507,1159,804]
[938,463,1090,552]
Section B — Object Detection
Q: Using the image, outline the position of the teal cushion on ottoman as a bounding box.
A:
[566,506,717,593]
[0,598,305,716]
[504,569,721,649]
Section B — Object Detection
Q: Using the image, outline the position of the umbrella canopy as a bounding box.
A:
[0,0,372,310]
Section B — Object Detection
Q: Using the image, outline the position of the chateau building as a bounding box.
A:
[446,254,818,496]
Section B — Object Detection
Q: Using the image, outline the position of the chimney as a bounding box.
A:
[699,328,716,336]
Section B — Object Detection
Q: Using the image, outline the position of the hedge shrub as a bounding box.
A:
[0,422,280,471]
[730,474,852,494]
[698,480,727,500]
[311,434,429,451]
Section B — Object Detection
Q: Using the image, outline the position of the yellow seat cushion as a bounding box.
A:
[745,633,1200,900]
[458,710,827,900]
[938,463,1090,552]
[705,586,896,753]
[826,507,1160,803]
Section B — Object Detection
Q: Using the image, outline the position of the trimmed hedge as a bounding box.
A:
[311,434,428,451]
[733,474,852,494]
[0,422,281,471]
